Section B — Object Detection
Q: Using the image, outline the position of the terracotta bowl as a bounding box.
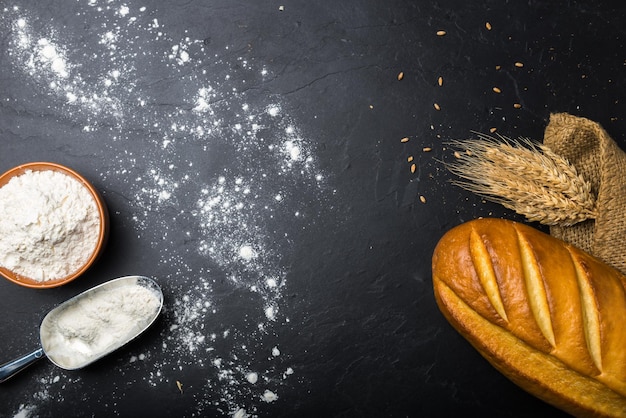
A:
[0,162,109,289]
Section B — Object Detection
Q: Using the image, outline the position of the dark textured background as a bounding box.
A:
[1,1,625,417]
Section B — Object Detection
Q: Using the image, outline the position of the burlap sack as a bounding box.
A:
[543,113,626,274]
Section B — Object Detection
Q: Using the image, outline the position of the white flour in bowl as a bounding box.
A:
[0,169,101,281]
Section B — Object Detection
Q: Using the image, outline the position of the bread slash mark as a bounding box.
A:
[569,250,603,372]
[469,228,508,322]
[516,228,556,348]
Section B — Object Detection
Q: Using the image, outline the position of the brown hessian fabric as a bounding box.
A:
[544,113,626,275]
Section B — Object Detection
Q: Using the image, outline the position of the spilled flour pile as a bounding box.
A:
[2,2,329,417]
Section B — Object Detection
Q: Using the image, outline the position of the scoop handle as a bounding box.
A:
[0,348,45,383]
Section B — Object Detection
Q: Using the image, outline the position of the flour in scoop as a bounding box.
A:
[40,280,162,369]
[0,169,100,281]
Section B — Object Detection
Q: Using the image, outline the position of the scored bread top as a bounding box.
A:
[432,218,626,398]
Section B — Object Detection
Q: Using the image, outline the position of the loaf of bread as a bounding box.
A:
[432,218,626,417]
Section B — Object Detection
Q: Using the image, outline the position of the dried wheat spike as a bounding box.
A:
[447,134,597,226]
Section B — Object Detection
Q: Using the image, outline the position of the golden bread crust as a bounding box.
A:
[432,218,626,417]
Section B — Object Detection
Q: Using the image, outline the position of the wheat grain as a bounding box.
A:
[446,134,596,226]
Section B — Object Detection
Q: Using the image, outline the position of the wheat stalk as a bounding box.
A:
[447,133,596,226]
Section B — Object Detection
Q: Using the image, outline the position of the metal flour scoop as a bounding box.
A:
[0,275,163,382]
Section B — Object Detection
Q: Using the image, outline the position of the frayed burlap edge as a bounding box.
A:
[544,113,626,274]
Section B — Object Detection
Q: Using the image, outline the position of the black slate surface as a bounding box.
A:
[0,1,625,417]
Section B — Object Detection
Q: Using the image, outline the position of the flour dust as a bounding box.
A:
[2,2,328,417]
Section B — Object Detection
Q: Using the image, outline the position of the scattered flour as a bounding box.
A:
[239,245,257,261]
[2,1,327,416]
[232,408,250,418]
[261,390,278,403]
[283,367,294,379]
[36,39,68,78]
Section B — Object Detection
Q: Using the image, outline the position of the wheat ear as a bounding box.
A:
[447,134,596,226]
